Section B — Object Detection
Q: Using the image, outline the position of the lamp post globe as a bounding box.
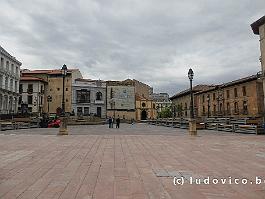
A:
[188,68,194,80]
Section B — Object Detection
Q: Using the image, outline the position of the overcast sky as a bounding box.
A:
[0,0,264,95]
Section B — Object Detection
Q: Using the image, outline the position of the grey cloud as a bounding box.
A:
[0,0,264,95]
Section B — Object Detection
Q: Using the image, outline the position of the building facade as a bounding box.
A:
[251,15,265,119]
[18,77,47,114]
[0,46,21,114]
[170,85,214,118]
[196,75,264,118]
[21,69,82,114]
[106,79,156,121]
[152,93,172,113]
[106,80,136,120]
[72,79,106,118]
[136,95,157,120]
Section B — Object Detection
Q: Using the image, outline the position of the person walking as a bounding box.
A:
[116,116,120,128]
[108,117,112,128]
[111,116,115,128]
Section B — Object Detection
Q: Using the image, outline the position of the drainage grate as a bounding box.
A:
[256,152,265,158]
[153,169,192,179]
[153,169,206,183]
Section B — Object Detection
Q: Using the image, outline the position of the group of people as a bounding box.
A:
[108,116,120,128]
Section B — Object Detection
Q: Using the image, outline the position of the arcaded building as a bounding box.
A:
[0,46,21,114]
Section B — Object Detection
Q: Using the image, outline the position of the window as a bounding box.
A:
[243,101,248,114]
[110,88,114,99]
[0,75,2,88]
[0,57,4,68]
[11,64,14,73]
[234,102,239,113]
[28,95,33,104]
[18,96,22,104]
[227,103,230,115]
[77,89,90,103]
[96,92,102,100]
[84,107,89,116]
[242,86,246,96]
[77,107,83,116]
[213,105,216,115]
[234,88,238,98]
[202,95,205,103]
[41,85,44,93]
[28,84,33,93]
[213,93,216,100]
[15,81,17,93]
[226,90,230,99]
[6,61,9,71]
[16,66,18,76]
[203,106,205,115]
[142,102,146,107]
[185,103,187,116]
[57,88,60,91]
[5,77,8,89]
[66,88,68,91]
[19,84,23,94]
[10,79,13,91]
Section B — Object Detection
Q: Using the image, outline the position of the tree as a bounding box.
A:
[159,107,172,118]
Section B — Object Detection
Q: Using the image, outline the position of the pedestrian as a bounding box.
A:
[116,116,120,128]
[131,118,134,125]
[111,116,115,128]
[108,117,112,128]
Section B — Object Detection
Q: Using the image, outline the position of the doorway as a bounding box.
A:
[141,110,147,120]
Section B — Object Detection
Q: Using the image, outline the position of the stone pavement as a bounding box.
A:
[0,123,265,199]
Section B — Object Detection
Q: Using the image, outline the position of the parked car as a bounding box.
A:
[48,119,61,128]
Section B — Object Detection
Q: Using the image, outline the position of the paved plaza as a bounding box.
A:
[0,124,265,199]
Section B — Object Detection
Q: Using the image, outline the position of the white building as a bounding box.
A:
[18,76,47,114]
[72,79,106,118]
[0,46,21,114]
[152,93,172,113]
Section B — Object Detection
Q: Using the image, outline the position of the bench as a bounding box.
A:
[0,121,15,131]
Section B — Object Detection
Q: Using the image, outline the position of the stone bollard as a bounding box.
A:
[58,116,68,135]
[189,119,197,136]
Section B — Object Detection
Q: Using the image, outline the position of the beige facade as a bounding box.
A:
[106,79,155,121]
[196,75,264,118]
[251,16,265,119]
[135,96,156,120]
[21,69,82,114]
[170,85,214,118]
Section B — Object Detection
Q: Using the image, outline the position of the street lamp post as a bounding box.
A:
[207,95,210,118]
[47,95,52,113]
[58,64,68,135]
[188,68,197,135]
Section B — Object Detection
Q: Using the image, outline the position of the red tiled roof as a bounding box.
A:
[20,76,47,83]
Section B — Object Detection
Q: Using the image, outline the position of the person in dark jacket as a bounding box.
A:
[108,117,112,128]
[116,116,120,128]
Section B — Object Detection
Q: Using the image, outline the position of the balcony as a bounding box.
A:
[27,89,33,94]
[94,100,104,104]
